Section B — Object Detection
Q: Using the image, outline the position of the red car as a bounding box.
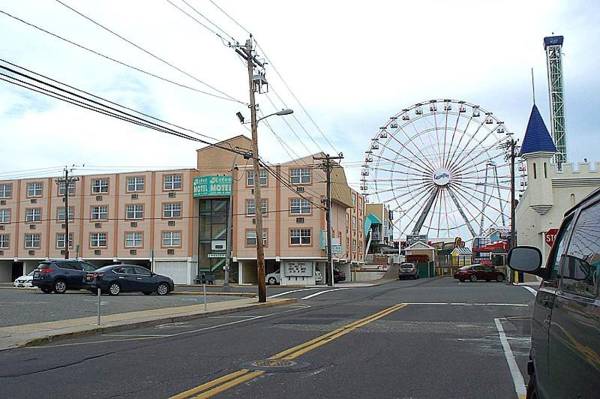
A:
[453,264,505,282]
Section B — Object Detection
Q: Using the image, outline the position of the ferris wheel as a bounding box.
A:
[361,99,512,241]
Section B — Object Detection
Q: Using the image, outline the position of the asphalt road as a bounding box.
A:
[0,277,536,398]
[0,288,246,327]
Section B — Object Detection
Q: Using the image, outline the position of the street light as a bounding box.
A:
[234,107,294,302]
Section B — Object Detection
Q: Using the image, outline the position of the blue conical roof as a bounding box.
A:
[520,104,556,156]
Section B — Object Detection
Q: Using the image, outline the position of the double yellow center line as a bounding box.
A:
[170,303,407,399]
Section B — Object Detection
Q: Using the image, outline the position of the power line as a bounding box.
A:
[255,39,338,154]
[166,0,237,44]
[207,0,251,35]
[0,60,249,157]
[53,0,245,104]
[0,9,240,104]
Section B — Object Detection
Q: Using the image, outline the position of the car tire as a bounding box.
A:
[496,274,505,282]
[40,287,52,294]
[470,275,477,282]
[53,280,67,294]
[108,282,121,296]
[143,291,153,295]
[268,277,277,285]
[156,283,169,296]
[459,279,465,282]
[526,373,538,399]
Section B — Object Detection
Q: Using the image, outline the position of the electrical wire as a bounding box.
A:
[207,0,251,35]
[0,60,249,157]
[166,0,237,44]
[53,0,245,104]
[0,9,240,104]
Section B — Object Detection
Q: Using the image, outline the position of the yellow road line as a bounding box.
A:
[170,369,250,399]
[269,303,407,360]
[191,370,265,399]
[170,303,407,399]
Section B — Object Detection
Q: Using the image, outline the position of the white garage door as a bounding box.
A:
[154,261,189,285]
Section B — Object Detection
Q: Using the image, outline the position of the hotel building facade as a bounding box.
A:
[0,135,364,285]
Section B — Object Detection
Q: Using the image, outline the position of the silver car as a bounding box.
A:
[398,262,419,280]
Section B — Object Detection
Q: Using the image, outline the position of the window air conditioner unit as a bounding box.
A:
[130,222,137,228]
[167,249,175,255]
[95,223,102,228]
[28,250,35,255]
[0,200,5,205]
[61,223,67,229]
[296,217,305,223]
[0,225,4,230]
[96,196,103,201]
[132,194,138,200]
[296,187,304,193]
[130,250,137,255]
[168,220,176,227]
[169,192,176,198]
[94,250,101,255]
[60,250,65,255]
[30,199,37,204]
[0,250,3,256]
[29,224,36,230]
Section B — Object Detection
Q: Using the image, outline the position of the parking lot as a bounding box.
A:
[0,287,246,327]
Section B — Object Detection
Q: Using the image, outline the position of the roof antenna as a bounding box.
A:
[531,67,536,105]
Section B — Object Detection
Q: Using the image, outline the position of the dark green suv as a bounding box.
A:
[508,189,600,398]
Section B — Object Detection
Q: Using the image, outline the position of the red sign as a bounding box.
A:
[545,229,559,247]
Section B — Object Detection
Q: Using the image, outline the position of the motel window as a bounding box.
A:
[127,176,145,192]
[162,231,181,247]
[56,233,74,249]
[57,207,74,222]
[164,174,182,191]
[0,234,9,249]
[246,230,267,247]
[290,198,311,215]
[125,232,143,248]
[57,181,76,196]
[24,233,40,249]
[290,228,311,245]
[0,209,10,224]
[91,206,108,221]
[162,203,182,218]
[25,208,41,222]
[26,182,43,197]
[246,199,268,216]
[126,204,144,220]
[0,183,12,199]
[91,179,109,194]
[247,169,268,187]
[90,232,107,248]
[290,168,311,184]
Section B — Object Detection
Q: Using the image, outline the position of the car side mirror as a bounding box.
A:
[508,246,543,275]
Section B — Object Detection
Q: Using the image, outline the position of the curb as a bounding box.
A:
[171,291,256,298]
[6,298,296,350]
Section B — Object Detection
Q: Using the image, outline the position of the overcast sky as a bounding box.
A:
[0,0,598,189]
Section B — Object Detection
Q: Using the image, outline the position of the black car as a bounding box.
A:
[85,264,174,296]
[333,268,345,283]
[508,188,600,399]
[32,260,97,294]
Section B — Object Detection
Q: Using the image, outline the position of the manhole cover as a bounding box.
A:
[251,359,296,368]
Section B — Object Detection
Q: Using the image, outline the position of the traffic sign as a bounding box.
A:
[544,228,559,247]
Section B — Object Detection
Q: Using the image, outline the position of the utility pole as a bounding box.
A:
[56,166,79,259]
[314,153,344,286]
[241,37,267,302]
[502,135,519,284]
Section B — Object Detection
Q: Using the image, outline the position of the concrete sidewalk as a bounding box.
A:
[0,297,294,351]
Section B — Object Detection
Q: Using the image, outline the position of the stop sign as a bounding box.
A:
[545,228,559,247]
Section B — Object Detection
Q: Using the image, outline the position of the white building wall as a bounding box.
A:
[517,160,600,263]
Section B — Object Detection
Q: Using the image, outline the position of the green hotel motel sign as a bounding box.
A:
[193,175,232,198]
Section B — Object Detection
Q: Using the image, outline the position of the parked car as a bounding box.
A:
[334,268,345,283]
[453,264,505,282]
[13,270,35,288]
[32,260,98,293]
[398,262,419,280]
[85,264,174,296]
[508,188,600,399]
[265,269,281,285]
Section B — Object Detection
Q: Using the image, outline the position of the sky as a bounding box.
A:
[0,0,599,190]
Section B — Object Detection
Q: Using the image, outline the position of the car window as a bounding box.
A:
[560,201,600,298]
[56,262,75,270]
[80,262,96,272]
[546,215,574,288]
[68,261,84,271]
[113,266,127,274]
[134,267,152,276]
